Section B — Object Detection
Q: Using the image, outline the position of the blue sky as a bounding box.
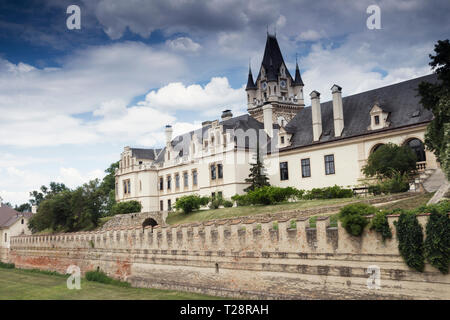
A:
[0,0,449,205]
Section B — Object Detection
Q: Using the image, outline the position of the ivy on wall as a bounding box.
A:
[369,211,392,242]
[424,209,450,274]
[395,212,425,272]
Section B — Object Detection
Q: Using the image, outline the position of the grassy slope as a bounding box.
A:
[377,192,433,211]
[0,268,221,300]
[166,197,368,225]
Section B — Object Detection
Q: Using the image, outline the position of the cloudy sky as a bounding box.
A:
[0,0,449,205]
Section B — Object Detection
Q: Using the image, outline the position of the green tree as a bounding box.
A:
[244,142,270,192]
[100,161,119,215]
[14,203,31,212]
[110,200,142,215]
[418,39,450,180]
[362,143,417,179]
[424,209,450,274]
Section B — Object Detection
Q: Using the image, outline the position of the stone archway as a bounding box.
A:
[142,218,158,229]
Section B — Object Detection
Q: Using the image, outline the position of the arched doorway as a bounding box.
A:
[142,218,158,232]
[405,138,426,162]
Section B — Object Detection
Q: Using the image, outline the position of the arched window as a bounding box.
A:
[406,138,426,162]
[142,218,158,232]
[371,143,385,154]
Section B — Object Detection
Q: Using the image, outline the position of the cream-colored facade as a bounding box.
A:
[115,33,439,213]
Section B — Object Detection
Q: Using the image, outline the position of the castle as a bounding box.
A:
[115,33,439,213]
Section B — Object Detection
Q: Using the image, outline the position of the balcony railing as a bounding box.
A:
[416,161,427,171]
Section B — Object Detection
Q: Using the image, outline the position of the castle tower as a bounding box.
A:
[247,33,305,125]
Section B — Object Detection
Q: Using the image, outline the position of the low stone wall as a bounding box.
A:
[100,211,167,230]
[5,211,449,300]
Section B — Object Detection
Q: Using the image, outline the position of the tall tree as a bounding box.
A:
[244,140,270,192]
[418,39,450,180]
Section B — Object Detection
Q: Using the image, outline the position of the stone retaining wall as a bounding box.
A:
[5,211,450,300]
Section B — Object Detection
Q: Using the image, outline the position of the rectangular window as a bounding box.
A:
[374,115,380,125]
[280,162,289,180]
[159,177,163,191]
[4,233,7,242]
[218,191,223,199]
[281,136,285,144]
[167,176,171,190]
[123,179,131,194]
[160,200,163,211]
[175,174,180,188]
[168,199,172,211]
[301,158,311,178]
[325,154,335,175]
[139,180,142,191]
[193,170,198,186]
[211,164,216,180]
[217,163,223,179]
[183,172,188,187]
[211,192,216,199]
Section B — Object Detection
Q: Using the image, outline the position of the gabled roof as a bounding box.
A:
[283,74,437,150]
[256,34,293,82]
[0,206,32,229]
[130,148,161,160]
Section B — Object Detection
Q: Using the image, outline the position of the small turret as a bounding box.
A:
[293,62,304,86]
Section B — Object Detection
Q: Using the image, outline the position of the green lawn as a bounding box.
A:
[166,197,370,225]
[377,192,433,211]
[0,268,221,300]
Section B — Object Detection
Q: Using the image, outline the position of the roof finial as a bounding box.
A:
[295,53,298,65]
[274,24,276,37]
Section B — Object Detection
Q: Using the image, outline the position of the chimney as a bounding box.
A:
[262,104,273,138]
[32,205,37,214]
[310,90,322,141]
[164,125,173,147]
[331,84,344,137]
[221,109,233,121]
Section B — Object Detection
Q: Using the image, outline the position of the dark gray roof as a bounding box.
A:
[256,34,293,83]
[246,67,256,90]
[283,74,437,150]
[0,206,31,228]
[293,63,304,86]
[131,148,161,160]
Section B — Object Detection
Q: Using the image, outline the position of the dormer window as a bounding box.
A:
[374,115,380,125]
[281,136,285,144]
[369,103,389,130]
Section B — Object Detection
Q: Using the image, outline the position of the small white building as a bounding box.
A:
[115,33,439,213]
[0,201,33,261]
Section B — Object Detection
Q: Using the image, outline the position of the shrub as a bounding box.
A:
[304,185,353,199]
[223,200,233,208]
[174,195,205,214]
[368,184,382,196]
[231,194,250,206]
[85,270,130,287]
[370,211,392,242]
[209,199,221,210]
[395,212,424,272]
[247,186,303,205]
[380,172,410,194]
[0,262,15,269]
[272,221,278,231]
[338,203,376,236]
[424,209,450,274]
[110,200,142,215]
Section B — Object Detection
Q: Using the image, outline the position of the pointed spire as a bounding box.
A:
[246,62,256,90]
[293,59,304,86]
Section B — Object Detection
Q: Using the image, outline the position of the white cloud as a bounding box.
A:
[141,77,246,116]
[166,37,201,52]
[296,30,325,41]
[57,167,105,188]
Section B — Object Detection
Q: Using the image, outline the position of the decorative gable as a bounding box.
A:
[368,103,390,130]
